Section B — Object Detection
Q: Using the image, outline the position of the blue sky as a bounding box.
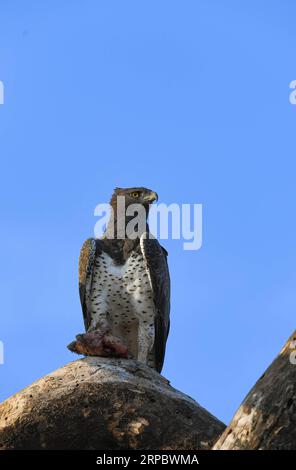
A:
[0,1,295,425]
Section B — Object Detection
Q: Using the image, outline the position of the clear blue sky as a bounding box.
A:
[0,1,295,425]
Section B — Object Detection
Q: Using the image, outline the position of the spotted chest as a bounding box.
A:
[89,250,156,360]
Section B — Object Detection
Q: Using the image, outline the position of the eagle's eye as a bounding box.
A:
[131,191,140,198]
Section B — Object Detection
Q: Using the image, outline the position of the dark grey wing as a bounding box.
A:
[78,238,102,330]
[142,236,170,373]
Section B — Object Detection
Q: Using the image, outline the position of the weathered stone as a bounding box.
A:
[0,357,225,450]
[213,331,296,450]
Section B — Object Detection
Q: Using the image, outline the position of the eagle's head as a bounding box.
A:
[110,187,158,210]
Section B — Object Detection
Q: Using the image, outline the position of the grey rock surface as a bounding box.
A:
[0,357,225,450]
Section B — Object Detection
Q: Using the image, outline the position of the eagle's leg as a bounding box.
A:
[68,317,130,358]
[137,322,155,365]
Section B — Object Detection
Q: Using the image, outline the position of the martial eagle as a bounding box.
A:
[68,187,170,373]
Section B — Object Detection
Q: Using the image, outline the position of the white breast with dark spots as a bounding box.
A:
[89,250,156,364]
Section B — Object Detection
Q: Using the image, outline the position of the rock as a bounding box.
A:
[0,357,225,450]
[213,330,296,450]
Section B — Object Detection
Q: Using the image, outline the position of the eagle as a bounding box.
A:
[68,187,170,373]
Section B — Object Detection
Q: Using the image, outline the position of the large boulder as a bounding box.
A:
[0,357,225,450]
[213,331,296,450]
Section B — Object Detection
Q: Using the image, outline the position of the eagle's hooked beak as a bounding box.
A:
[147,191,158,203]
